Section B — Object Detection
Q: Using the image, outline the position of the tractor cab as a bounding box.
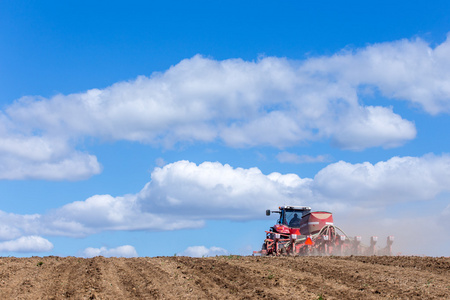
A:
[266,206,311,228]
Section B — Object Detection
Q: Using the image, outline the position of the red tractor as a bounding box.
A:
[254,206,394,256]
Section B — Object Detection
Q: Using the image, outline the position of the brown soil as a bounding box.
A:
[0,255,448,299]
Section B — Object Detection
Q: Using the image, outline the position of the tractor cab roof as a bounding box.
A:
[279,206,311,211]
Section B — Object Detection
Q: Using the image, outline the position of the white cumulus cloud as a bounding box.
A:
[8,33,450,179]
[314,153,450,205]
[1,155,450,255]
[81,245,138,258]
[1,154,450,246]
[178,246,229,257]
[330,106,416,150]
[0,236,53,253]
[303,34,450,114]
[0,130,101,180]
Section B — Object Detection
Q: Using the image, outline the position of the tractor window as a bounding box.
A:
[285,210,301,228]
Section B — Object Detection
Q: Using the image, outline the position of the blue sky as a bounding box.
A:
[1,0,450,257]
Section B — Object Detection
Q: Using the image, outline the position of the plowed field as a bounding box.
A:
[0,255,448,299]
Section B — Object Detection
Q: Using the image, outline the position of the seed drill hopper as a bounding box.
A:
[253,206,394,256]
